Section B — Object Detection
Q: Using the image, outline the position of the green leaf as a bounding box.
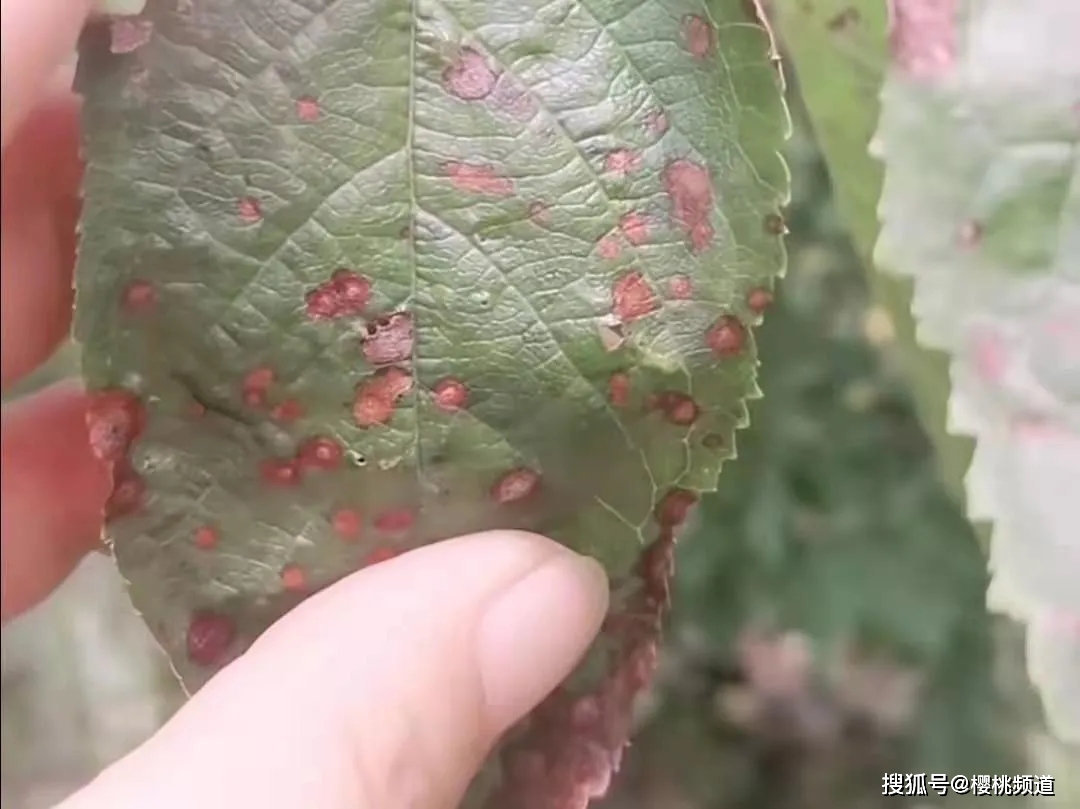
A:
[73,0,789,802]
[874,0,1080,743]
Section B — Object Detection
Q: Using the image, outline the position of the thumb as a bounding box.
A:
[58,531,609,809]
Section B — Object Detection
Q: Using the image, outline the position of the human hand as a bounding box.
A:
[0,4,611,809]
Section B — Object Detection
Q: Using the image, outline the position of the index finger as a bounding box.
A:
[0,0,93,147]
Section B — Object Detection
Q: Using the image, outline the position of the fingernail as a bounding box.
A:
[478,551,609,732]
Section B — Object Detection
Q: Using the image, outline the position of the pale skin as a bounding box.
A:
[0,3,610,807]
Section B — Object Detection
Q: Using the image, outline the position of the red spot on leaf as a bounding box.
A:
[972,330,1007,383]
[259,457,301,487]
[663,159,715,252]
[605,149,642,176]
[619,212,650,246]
[668,275,693,299]
[331,507,363,540]
[86,389,146,464]
[889,0,957,79]
[444,162,515,197]
[105,460,146,521]
[193,525,218,550]
[333,269,372,313]
[645,109,669,138]
[706,315,747,358]
[353,366,415,427]
[374,508,414,534]
[655,488,698,527]
[109,17,153,54]
[243,366,275,392]
[306,269,371,320]
[747,287,773,313]
[122,280,157,314]
[297,436,344,471]
[362,312,414,366]
[364,546,400,566]
[187,400,207,419]
[443,47,497,101]
[271,399,305,424]
[186,610,235,667]
[958,219,982,248]
[433,378,469,411]
[492,467,541,505]
[612,271,659,322]
[682,14,717,59]
[280,563,307,592]
[608,372,631,407]
[597,235,622,260]
[653,391,699,426]
[238,196,262,223]
[295,96,320,122]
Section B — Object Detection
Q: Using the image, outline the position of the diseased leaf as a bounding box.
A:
[874,0,1080,743]
[769,0,976,507]
[74,0,789,803]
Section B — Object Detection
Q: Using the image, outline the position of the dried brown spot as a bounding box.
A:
[655,488,698,527]
[958,219,982,248]
[87,389,146,464]
[746,287,773,313]
[238,196,262,223]
[618,211,649,246]
[608,372,631,407]
[433,378,469,411]
[527,201,551,225]
[271,399,305,424]
[297,436,343,471]
[362,312,414,366]
[259,457,301,486]
[827,6,860,30]
[492,467,541,505]
[331,507,362,540]
[889,0,957,79]
[645,109,669,138]
[122,280,157,314]
[443,47,497,101]
[706,315,747,358]
[605,148,642,176]
[663,159,714,252]
[668,275,693,300]
[186,611,235,667]
[193,525,218,550]
[612,271,659,322]
[763,212,786,235]
[280,563,307,591]
[444,161,515,197]
[110,17,153,54]
[374,508,414,534]
[682,14,717,59]
[703,432,725,449]
[295,96,320,122]
[597,235,622,260]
